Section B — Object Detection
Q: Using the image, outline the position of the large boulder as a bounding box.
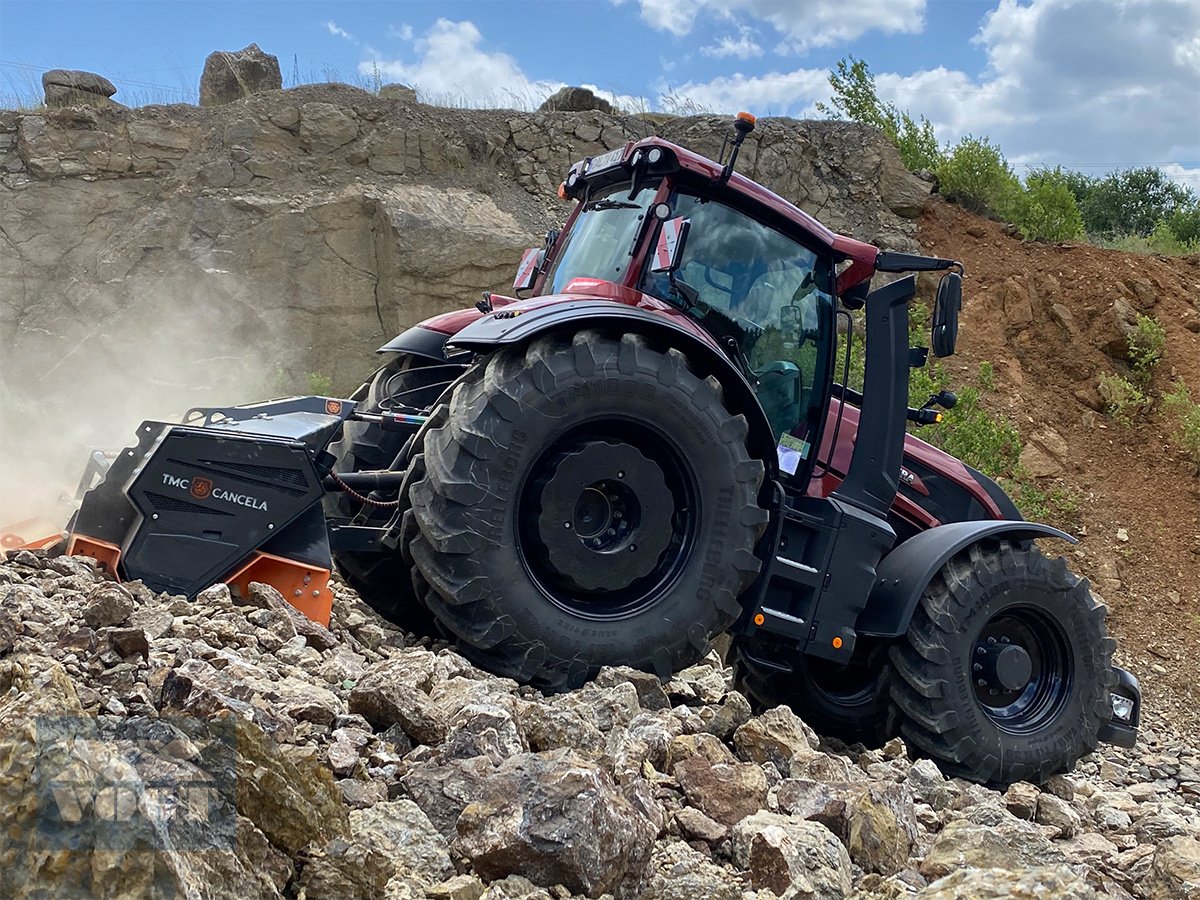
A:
[299,799,453,897]
[916,865,1098,898]
[456,750,657,897]
[730,811,852,899]
[42,69,117,108]
[537,86,613,115]
[1144,836,1200,900]
[0,656,292,898]
[199,43,282,107]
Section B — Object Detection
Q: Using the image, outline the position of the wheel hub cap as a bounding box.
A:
[976,641,1033,691]
[536,440,674,592]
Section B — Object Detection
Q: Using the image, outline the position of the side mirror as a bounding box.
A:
[650,215,690,273]
[931,272,961,358]
[513,247,545,291]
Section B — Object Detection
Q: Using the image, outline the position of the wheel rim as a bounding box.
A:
[971,605,1072,734]
[518,423,698,620]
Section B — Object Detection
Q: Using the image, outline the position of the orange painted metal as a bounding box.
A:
[1,518,63,553]
[66,534,122,575]
[225,552,333,627]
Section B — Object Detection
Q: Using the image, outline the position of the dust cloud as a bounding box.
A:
[0,279,299,542]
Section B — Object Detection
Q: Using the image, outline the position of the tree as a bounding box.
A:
[1078,167,1195,237]
[817,57,943,172]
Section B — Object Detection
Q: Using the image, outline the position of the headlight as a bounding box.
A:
[1111,693,1135,722]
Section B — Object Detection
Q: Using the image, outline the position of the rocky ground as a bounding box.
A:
[1,550,1197,899]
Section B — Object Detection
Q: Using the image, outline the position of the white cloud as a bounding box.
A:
[324,20,355,42]
[879,0,1200,173]
[639,0,926,52]
[387,23,414,41]
[364,19,559,106]
[664,67,829,117]
[672,0,1199,177]
[361,19,645,111]
[1161,163,1200,193]
[701,27,764,60]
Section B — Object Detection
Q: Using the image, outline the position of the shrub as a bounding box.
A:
[1163,380,1200,470]
[1165,204,1200,246]
[307,371,335,395]
[977,360,995,390]
[1127,314,1166,382]
[1098,372,1150,425]
[936,135,1022,219]
[1017,168,1086,242]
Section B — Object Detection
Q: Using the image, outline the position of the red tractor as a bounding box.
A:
[55,114,1138,784]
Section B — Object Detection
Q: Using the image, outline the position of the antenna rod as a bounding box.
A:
[717,112,757,184]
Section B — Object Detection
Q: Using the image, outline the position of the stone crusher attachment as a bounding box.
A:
[15,397,423,627]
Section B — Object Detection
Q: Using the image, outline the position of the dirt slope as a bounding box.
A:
[919,199,1200,736]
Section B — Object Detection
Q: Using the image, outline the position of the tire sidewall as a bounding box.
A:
[939,564,1108,775]
[423,344,758,674]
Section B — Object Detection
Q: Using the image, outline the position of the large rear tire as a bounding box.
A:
[733,637,894,747]
[889,540,1116,786]
[408,330,769,691]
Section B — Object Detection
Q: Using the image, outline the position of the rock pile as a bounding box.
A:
[41,69,118,108]
[199,43,282,107]
[0,548,1196,899]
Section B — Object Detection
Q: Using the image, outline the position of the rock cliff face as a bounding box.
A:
[0,83,927,402]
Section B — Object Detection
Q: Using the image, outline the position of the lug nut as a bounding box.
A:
[977,678,987,687]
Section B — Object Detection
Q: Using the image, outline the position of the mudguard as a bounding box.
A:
[446,300,780,473]
[857,519,1076,638]
[377,323,461,360]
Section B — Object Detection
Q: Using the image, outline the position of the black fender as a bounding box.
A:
[446,300,779,474]
[857,520,1076,638]
[377,323,464,361]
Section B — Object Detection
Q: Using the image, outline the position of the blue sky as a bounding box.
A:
[2,0,1197,186]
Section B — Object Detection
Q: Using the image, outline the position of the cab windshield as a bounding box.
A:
[541,180,659,294]
[640,191,836,473]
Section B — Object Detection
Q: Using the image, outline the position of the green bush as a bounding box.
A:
[1163,380,1200,470]
[1128,314,1166,382]
[307,371,335,395]
[1165,204,1200,246]
[936,136,1022,219]
[1100,221,1200,256]
[1098,372,1150,425]
[1017,168,1085,242]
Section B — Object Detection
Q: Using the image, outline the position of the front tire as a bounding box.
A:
[889,540,1116,785]
[733,637,894,747]
[408,330,768,691]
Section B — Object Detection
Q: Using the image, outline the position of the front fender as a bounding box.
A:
[857,520,1076,638]
[447,301,779,475]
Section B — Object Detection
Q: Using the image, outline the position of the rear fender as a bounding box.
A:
[857,520,1076,638]
[447,301,779,474]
